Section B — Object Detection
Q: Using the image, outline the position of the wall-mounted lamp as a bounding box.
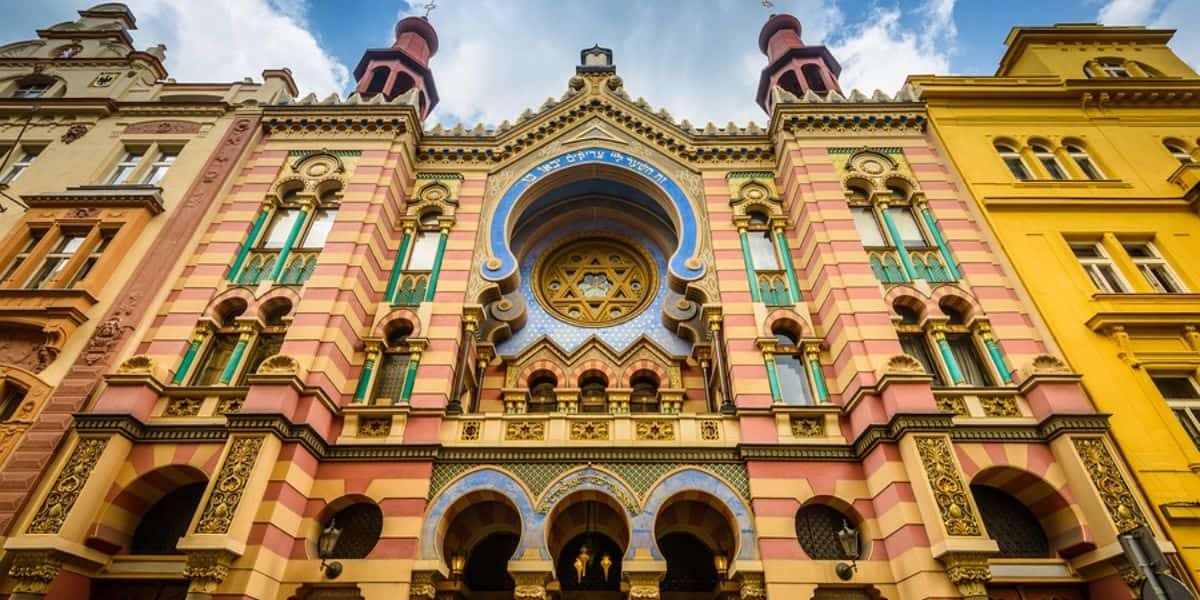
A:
[317,519,344,579]
[835,519,860,581]
[450,553,466,578]
[713,553,730,578]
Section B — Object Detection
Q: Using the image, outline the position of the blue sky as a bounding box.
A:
[3,0,1196,126]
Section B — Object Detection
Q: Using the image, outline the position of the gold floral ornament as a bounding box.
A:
[533,235,658,327]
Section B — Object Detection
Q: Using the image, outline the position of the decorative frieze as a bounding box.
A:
[27,436,108,533]
[357,416,391,438]
[700,419,721,441]
[635,420,675,441]
[914,435,981,537]
[460,419,481,441]
[195,436,264,534]
[570,420,610,441]
[1073,437,1146,532]
[790,416,825,438]
[980,396,1020,417]
[164,396,203,417]
[936,395,969,416]
[505,421,546,441]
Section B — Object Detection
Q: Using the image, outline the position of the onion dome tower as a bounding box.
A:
[755,13,842,113]
[352,16,440,119]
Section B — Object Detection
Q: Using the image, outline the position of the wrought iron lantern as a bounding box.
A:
[317,519,344,579]
[450,553,466,578]
[835,519,860,581]
[713,553,729,578]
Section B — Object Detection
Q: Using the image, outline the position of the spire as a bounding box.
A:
[755,13,842,114]
[351,15,440,119]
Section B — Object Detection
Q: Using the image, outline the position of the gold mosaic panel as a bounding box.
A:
[532,234,658,327]
[27,437,108,534]
[569,420,610,441]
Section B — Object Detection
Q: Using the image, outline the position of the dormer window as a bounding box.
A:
[1098,60,1131,78]
[13,82,51,99]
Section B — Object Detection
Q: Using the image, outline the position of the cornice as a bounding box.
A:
[24,185,164,215]
[69,411,1110,463]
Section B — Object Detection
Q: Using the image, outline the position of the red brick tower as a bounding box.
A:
[755,13,841,112]
[352,15,439,119]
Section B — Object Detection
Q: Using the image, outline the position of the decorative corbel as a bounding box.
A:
[940,552,992,600]
[1105,325,1140,368]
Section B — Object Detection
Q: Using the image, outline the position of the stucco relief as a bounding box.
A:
[0,325,54,373]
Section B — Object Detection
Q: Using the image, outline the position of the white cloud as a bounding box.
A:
[411,0,842,127]
[124,0,348,96]
[830,1,957,93]
[1097,0,1200,69]
[1097,0,1158,25]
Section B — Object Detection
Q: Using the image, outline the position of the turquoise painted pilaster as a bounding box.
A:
[399,355,420,403]
[218,329,253,384]
[763,354,783,403]
[423,229,449,303]
[933,330,965,384]
[917,202,961,280]
[980,330,1013,383]
[738,228,761,303]
[384,225,414,304]
[877,201,917,280]
[172,330,207,385]
[229,202,271,282]
[353,347,380,403]
[268,203,312,282]
[804,344,829,402]
[774,228,802,303]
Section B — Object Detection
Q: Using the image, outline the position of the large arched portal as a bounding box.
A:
[654,494,740,597]
[442,497,523,596]
[546,491,630,599]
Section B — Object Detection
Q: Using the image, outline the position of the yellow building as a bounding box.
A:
[915,24,1200,582]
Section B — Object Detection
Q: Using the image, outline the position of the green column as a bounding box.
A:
[268,204,311,282]
[399,355,420,403]
[229,205,271,282]
[218,330,253,384]
[774,229,802,303]
[172,335,205,385]
[984,338,1013,384]
[763,354,783,403]
[353,352,378,403]
[877,203,917,280]
[738,229,761,302]
[918,203,961,280]
[423,229,449,303]
[383,227,414,304]
[805,346,829,402]
[934,333,965,384]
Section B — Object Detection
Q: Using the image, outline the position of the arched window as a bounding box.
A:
[364,66,390,97]
[578,371,608,413]
[894,301,944,386]
[1165,141,1193,164]
[849,206,886,248]
[0,380,26,422]
[406,212,442,271]
[528,371,558,413]
[994,143,1032,180]
[770,327,813,406]
[801,64,827,93]
[1096,59,1132,78]
[1065,144,1104,180]
[744,210,779,270]
[372,324,413,405]
[12,76,55,99]
[939,301,994,387]
[239,300,291,384]
[192,302,247,386]
[971,485,1051,558]
[392,72,416,98]
[322,502,384,559]
[629,371,660,414]
[777,71,803,98]
[129,482,207,555]
[794,504,862,560]
[1031,144,1067,180]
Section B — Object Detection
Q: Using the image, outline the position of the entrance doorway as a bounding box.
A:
[91,580,188,600]
[987,585,1087,599]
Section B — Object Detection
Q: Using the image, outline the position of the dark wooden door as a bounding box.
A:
[91,580,189,600]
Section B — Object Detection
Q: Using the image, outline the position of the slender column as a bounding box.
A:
[707,310,736,414]
[763,352,783,403]
[930,323,965,385]
[803,342,829,402]
[228,198,274,281]
[973,321,1013,384]
[423,220,451,302]
[218,324,255,384]
[773,225,802,303]
[353,342,382,403]
[737,224,761,302]
[399,348,422,403]
[267,197,313,282]
[876,197,917,280]
[172,324,211,384]
[915,197,961,280]
[447,315,478,415]
[696,347,715,413]
[384,221,415,303]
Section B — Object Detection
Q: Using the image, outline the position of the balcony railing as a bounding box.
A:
[867,248,955,285]
[756,270,792,306]
[236,249,318,286]
[392,271,430,305]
